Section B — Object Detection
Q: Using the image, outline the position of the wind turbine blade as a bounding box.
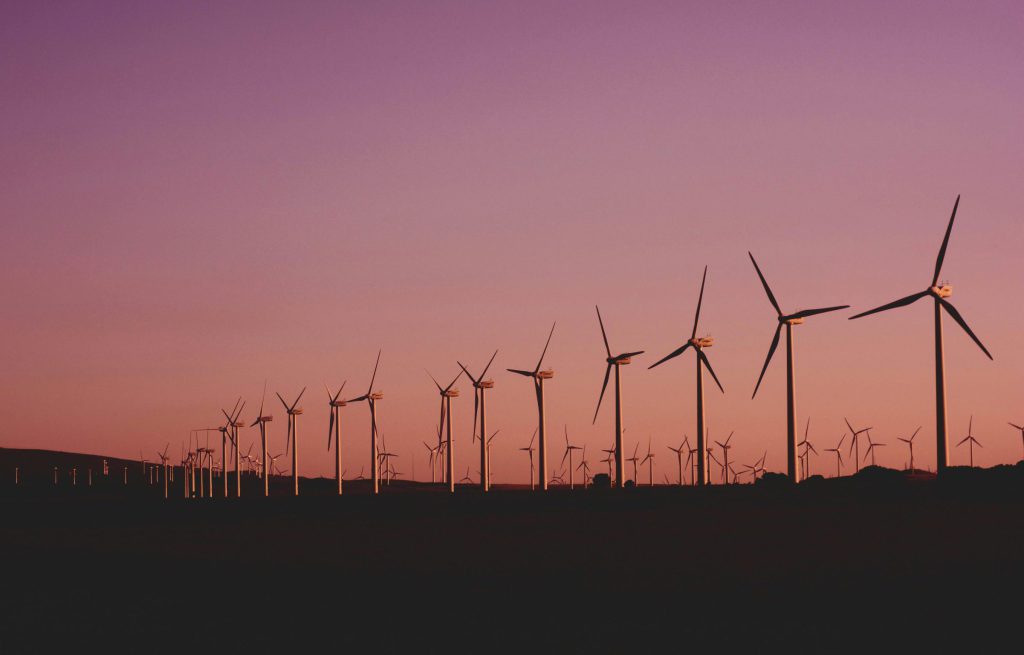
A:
[595,306,612,358]
[367,350,381,393]
[618,350,645,360]
[327,412,335,450]
[592,364,613,424]
[535,322,556,372]
[507,368,535,377]
[938,298,993,360]
[471,388,480,443]
[1009,422,1024,431]
[259,380,267,416]
[291,388,306,411]
[444,369,463,393]
[697,349,724,393]
[849,290,928,320]
[910,426,921,440]
[957,435,970,447]
[748,252,782,316]
[426,370,443,391]
[751,324,782,399]
[932,195,960,286]
[691,265,708,339]
[480,349,499,379]
[333,381,347,402]
[276,392,289,411]
[786,305,850,320]
[648,343,690,369]
[456,361,476,385]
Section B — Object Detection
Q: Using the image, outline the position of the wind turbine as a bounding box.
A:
[863,434,886,467]
[749,252,849,482]
[459,350,498,492]
[591,306,644,489]
[560,425,583,490]
[519,429,537,490]
[825,435,845,478]
[1009,422,1024,461]
[221,399,245,497]
[325,381,347,495]
[249,383,273,497]
[844,418,872,474]
[576,446,591,488]
[957,416,982,467]
[849,196,992,474]
[276,387,306,496]
[348,351,383,495]
[649,266,723,486]
[157,444,170,499]
[508,323,556,491]
[714,432,733,484]
[898,427,922,471]
[626,443,641,485]
[428,369,463,493]
[640,437,656,486]
[667,436,690,486]
[797,419,815,481]
[486,429,501,488]
[422,441,438,484]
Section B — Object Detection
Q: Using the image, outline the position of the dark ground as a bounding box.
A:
[1,450,1022,653]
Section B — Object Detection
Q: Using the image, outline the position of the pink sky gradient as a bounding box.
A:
[2,1,1023,481]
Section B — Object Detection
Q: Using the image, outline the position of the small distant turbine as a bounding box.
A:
[519,429,538,490]
[560,425,583,490]
[428,369,463,494]
[897,427,922,471]
[714,432,734,484]
[1007,422,1024,461]
[249,383,273,497]
[844,418,872,474]
[862,434,886,467]
[640,437,656,487]
[956,416,982,467]
[824,435,845,478]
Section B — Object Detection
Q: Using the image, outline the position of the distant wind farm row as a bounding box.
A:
[7,195,1020,500]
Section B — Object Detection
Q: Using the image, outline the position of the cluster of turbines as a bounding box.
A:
[138,196,1019,499]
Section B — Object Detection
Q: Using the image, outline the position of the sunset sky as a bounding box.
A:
[2,1,1022,482]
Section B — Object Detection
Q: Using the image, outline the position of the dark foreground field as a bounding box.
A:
[2,464,1022,652]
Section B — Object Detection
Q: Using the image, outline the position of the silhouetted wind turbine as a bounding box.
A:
[220,398,245,497]
[849,196,992,475]
[749,252,848,482]
[844,418,872,474]
[797,419,815,480]
[1009,422,1024,461]
[423,441,438,484]
[459,350,498,492]
[519,429,537,490]
[249,383,273,497]
[591,306,644,489]
[486,429,501,487]
[714,432,733,484]
[348,351,383,495]
[667,436,690,486]
[560,425,583,490]
[626,443,641,484]
[640,437,656,486]
[649,266,723,486]
[898,427,922,471]
[825,435,845,478]
[276,387,306,496]
[428,369,463,493]
[508,322,556,491]
[957,416,982,467]
[325,381,347,495]
[863,434,885,467]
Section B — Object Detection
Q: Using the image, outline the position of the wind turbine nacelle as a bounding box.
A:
[935,284,953,298]
[370,392,384,400]
[444,389,460,398]
[785,317,805,326]
[538,369,555,379]
[479,380,495,389]
[330,401,346,407]
[697,337,715,348]
[616,356,633,365]
[260,416,274,422]
[290,408,304,415]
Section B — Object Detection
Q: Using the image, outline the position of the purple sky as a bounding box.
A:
[2,1,1023,480]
